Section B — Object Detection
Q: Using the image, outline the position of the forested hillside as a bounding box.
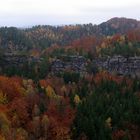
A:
[0,17,140,51]
[0,17,140,140]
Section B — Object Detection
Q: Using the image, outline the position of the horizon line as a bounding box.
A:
[0,17,140,29]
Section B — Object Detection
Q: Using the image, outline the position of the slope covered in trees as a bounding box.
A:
[0,17,140,52]
[0,73,140,139]
[0,17,140,140]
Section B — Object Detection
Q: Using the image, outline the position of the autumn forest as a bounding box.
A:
[0,17,140,140]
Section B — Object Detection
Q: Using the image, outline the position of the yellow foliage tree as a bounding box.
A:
[22,80,28,88]
[19,87,27,96]
[105,117,112,128]
[26,85,35,95]
[74,95,81,105]
[0,135,5,140]
[45,85,56,98]
[55,127,71,140]
[0,112,10,136]
[61,85,67,96]
[15,128,28,140]
[0,91,8,104]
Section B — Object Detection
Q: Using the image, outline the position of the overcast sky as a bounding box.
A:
[0,0,140,27]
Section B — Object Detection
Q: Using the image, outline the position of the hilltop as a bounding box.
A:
[0,17,140,52]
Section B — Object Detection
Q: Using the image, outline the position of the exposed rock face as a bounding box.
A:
[1,53,140,78]
[2,53,28,65]
[51,55,87,74]
[0,53,42,71]
[96,55,140,77]
[51,55,140,78]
